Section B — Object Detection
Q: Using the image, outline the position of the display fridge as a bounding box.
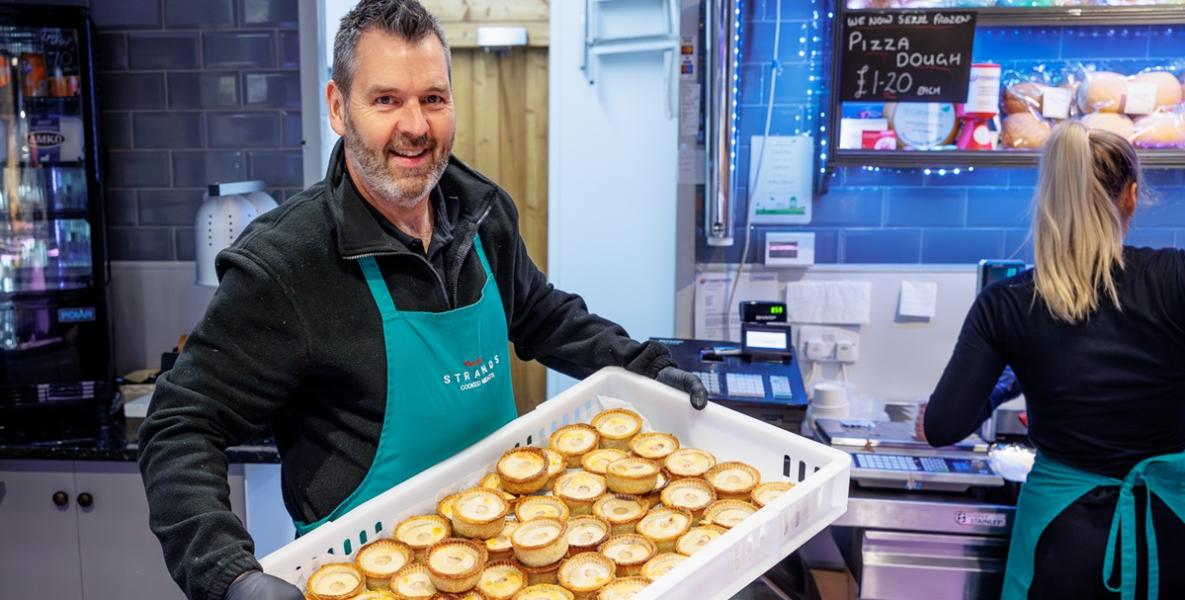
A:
[0,5,110,425]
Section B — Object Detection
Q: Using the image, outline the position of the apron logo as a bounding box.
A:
[442,354,501,391]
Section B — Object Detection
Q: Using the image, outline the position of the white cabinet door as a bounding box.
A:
[73,462,187,600]
[0,460,83,599]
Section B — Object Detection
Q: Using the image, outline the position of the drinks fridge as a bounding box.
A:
[0,5,110,431]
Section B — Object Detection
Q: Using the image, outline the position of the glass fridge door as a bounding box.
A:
[0,22,92,294]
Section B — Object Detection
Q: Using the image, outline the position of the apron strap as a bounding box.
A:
[358,256,399,319]
[472,233,494,279]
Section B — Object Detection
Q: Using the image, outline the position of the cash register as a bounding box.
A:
[652,301,808,431]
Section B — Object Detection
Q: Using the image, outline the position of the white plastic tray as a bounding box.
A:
[259,367,851,600]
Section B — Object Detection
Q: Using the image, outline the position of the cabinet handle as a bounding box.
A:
[77,492,93,508]
[52,490,69,506]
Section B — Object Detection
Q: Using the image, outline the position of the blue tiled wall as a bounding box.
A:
[84,0,303,261]
[697,0,1185,265]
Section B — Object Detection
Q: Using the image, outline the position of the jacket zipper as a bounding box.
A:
[448,204,494,304]
[345,251,452,309]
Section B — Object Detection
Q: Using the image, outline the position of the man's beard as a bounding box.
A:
[343,111,452,209]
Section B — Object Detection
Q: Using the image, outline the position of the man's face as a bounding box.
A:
[328,30,454,209]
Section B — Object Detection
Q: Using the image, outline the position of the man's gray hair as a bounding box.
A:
[332,0,451,97]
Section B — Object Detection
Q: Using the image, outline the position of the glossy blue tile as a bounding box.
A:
[99,73,166,109]
[885,188,965,227]
[176,227,195,261]
[244,71,300,109]
[283,111,302,147]
[107,151,170,187]
[127,33,199,70]
[762,0,819,22]
[101,112,131,149]
[1003,229,1034,263]
[921,230,1005,264]
[203,32,275,68]
[1008,169,1039,187]
[746,21,811,67]
[279,30,301,69]
[813,189,883,226]
[740,63,766,106]
[738,104,811,141]
[923,167,1006,188]
[168,72,240,109]
[1147,27,1185,59]
[249,150,303,187]
[1131,190,1185,227]
[132,112,203,149]
[973,27,1061,63]
[771,62,812,104]
[172,151,247,187]
[1061,26,1151,59]
[104,190,136,226]
[838,167,924,188]
[165,0,234,29]
[966,188,1033,228]
[139,189,204,226]
[808,228,838,264]
[97,33,126,71]
[842,229,921,263]
[1123,227,1175,250]
[108,227,174,261]
[207,112,279,148]
[242,0,300,28]
[1142,169,1182,189]
[92,0,162,29]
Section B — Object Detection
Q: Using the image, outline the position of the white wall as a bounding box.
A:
[108,262,215,375]
[682,264,979,402]
[547,0,680,395]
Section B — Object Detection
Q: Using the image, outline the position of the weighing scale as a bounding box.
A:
[816,418,1004,492]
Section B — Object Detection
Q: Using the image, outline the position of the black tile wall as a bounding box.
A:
[82,0,304,261]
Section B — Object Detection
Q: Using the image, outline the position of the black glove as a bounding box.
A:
[225,571,303,600]
[657,366,709,410]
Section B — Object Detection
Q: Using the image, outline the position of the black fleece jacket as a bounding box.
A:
[137,140,676,600]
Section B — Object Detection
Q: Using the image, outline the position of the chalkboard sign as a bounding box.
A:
[839,11,977,103]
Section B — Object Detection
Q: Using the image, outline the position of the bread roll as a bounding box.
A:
[1131,71,1182,110]
[1077,71,1127,114]
[1081,112,1135,139]
[1132,112,1185,148]
[1000,113,1052,149]
[1003,82,1044,115]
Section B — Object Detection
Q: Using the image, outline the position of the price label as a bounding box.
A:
[839,11,977,103]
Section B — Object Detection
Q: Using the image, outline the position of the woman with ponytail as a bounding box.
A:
[925,121,1185,599]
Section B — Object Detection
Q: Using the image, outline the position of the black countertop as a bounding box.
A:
[0,415,281,463]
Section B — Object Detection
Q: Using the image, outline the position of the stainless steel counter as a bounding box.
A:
[829,485,1018,600]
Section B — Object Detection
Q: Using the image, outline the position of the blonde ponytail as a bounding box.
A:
[1032,121,1136,323]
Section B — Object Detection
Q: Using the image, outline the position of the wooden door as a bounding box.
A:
[433,1,550,414]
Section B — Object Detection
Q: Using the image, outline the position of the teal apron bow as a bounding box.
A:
[1003,451,1185,600]
[293,235,518,536]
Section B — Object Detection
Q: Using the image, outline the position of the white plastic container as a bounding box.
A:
[259,367,851,600]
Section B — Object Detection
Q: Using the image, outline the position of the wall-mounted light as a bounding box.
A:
[477,26,528,54]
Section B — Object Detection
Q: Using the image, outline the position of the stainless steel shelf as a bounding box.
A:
[844,5,1185,26]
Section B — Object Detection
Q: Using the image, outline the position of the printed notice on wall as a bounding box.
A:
[695,272,781,341]
[839,11,977,103]
[749,135,813,224]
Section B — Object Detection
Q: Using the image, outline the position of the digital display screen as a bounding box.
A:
[746,329,788,351]
[57,307,96,323]
[977,260,1026,294]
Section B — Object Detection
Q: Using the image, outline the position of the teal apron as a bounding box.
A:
[1003,451,1185,600]
[294,235,518,536]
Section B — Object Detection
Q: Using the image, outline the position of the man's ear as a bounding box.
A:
[327,80,347,137]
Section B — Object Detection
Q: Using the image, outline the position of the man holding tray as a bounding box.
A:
[137,1,708,599]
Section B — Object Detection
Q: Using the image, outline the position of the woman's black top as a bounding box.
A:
[926,246,1185,478]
